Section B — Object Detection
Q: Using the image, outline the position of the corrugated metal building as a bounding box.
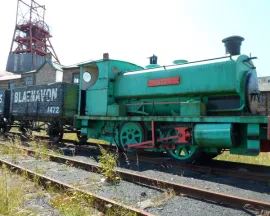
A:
[6,53,46,74]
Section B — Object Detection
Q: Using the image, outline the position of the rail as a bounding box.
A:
[0,142,269,211]
[0,157,152,216]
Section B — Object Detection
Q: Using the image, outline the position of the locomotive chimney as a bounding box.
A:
[222,36,245,55]
[103,53,109,60]
[149,55,158,64]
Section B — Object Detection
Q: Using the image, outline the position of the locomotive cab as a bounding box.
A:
[77,54,144,117]
[79,65,99,116]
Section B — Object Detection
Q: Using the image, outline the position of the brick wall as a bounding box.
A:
[35,63,56,85]
[63,68,79,83]
[257,92,270,115]
[0,80,11,89]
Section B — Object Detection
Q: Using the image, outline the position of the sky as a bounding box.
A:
[0,0,270,76]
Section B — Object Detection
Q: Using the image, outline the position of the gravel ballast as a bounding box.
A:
[64,149,270,203]
[0,149,265,216]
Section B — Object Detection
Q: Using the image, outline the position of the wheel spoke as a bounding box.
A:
[166,143,201,163]
[183,147,189,156]
[175,145,182,155]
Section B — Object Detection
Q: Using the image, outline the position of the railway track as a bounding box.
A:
[125,154,270,182]
[5,131,270,182]
[0,142,269,213]
[77,145,270,182]
[0,157,152,216]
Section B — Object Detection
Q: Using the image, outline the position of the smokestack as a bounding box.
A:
[222,36,245,56]
[103,53,109,60]
[149,55,158,64]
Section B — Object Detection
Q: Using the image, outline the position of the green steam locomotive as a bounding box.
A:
[74,36,269,163]
[0,35,269,164]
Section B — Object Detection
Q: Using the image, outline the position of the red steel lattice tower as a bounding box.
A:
[6,0,60,73]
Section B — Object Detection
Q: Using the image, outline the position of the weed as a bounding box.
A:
[0,136,137,216]
[51,189,139,216]
[50,190,97,216]
[0,145,11,155]
[150,188,176,208]
[0,164,25,215]
[98,145,120,184]
[65,160,74,169]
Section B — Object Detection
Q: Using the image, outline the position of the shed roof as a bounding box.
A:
[0,71,21,81]
[23,70,36,74]
[51,61,64,71]
[36,60,64,72]
[21,61,64,74]
[62,59,93,69]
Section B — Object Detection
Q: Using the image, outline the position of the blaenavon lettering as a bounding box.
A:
[14,88,58,103]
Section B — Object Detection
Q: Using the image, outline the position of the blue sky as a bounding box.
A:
[0,0,269,76]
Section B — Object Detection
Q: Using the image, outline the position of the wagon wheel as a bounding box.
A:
[0,118,8,136]
[6,124,12,133]
[165,129,202,164]
[19,121,33,140]
[48,122,64,144]
[6,119,13,133]
[0,127,6,136]
[21,127,33,139]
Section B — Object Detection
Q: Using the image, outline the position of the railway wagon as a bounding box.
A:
[74,36,270,164]
[0,89,11,134]
[0,82,80,142]
[0,89,10,116]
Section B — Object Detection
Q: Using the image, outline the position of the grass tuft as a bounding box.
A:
[150,188,176,208]
[50,191,97,216]
[0,164,28,216]
[215,152,270,166]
